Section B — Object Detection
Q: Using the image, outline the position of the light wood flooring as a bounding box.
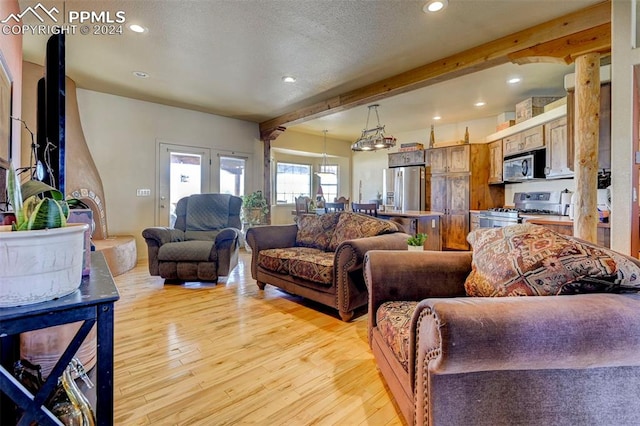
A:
[112,250,404,425]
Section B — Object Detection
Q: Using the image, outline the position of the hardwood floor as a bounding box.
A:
[112,250,404,425]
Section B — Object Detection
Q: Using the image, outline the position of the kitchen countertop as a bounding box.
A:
[521,214,610,228]
[378,210,444,217]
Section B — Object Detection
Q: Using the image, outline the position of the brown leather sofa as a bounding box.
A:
[246,211,409,321]
[365,249,640,425]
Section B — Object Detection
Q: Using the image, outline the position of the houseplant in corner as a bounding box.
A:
[241,190,269,226]
[407,233,427,251]
[0,163,88,307]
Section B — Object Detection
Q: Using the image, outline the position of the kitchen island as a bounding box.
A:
[521,214,610,248]
[378,210,443,251]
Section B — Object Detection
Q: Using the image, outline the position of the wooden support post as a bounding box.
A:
[573,52,600,244]
[259,126,286,225]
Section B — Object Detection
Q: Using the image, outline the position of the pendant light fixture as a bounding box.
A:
[351,104,396,152]
[316,130,335,179]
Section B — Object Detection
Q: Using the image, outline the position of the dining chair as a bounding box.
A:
[324,202,346,213]
[295,196,311,216]
[351,202,378,217]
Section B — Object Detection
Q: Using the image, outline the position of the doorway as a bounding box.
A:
[158,143,211,227]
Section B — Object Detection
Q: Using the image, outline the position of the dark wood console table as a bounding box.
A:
[0,252,119,425]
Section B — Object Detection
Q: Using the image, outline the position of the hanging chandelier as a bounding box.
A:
[316,130,335,179]
[351,104,396,152]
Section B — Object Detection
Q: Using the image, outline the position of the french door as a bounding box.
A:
[157,143,211,227]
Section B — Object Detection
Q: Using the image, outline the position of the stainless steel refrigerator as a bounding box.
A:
[385,166,426,211]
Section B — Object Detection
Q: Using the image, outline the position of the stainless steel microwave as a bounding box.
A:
[503,150,546,182]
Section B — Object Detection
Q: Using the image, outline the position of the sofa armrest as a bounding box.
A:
[334,232,410,317]
[215,227,240,246]
[141,227,185,275]
[416,293,640,373]
[412,293,640,424]
[245,224,298,279]
[365,250,471,338]
[142,227,185,245]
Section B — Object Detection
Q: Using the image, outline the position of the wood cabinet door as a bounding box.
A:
[488,140,503,183]
[429,148,448,174]
[522,125,544,151]
[430,175,447,213]
[445,213,470,250]
[388,153,403,168]
[545,116,572,178]
[503,133,523,156]
[447,145,470,173]
[447,174,470,213]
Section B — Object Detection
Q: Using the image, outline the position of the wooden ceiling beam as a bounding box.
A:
[259,1,611,132]
[508,23,611,65]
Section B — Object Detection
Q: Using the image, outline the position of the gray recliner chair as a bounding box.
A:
[142,193,242,282]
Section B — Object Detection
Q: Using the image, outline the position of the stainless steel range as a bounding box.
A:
[478,191,565,228]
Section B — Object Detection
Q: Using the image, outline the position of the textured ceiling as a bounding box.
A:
[18,0,603,140]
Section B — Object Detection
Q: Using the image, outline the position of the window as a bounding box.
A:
[318,164,338,203]
[276,162,312,204]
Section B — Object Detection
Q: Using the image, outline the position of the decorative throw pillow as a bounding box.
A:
[464,223,640,297]
[328,212,398,251]
[295,213,341,251]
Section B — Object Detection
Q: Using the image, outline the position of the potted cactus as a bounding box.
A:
[0,163,88,307]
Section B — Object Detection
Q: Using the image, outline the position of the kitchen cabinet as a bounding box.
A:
[427,144,504,250]
[545,115,572,178]
[566,82,611,172]
[488,140,503,184]
[388,150,426,167]
[502,125,544,157]
[429,144,469,174]
[379,211,443,251]
[469,211,481,232]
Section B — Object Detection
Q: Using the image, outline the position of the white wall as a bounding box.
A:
[271,130,351,224]
[610,1,638,255]
[76,89,260,259]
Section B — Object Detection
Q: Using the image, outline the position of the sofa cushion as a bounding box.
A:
[328,212,398,251]
[258,247,334,285]
[158,240,216,262]
[295,213,341,251]
[376,301,419,372]
[465,224,640,297]
[289,250,335,285]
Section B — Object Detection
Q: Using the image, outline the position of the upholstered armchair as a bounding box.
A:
[142,193,242,282]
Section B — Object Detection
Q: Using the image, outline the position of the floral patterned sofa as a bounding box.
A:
[246,212,410,321]
[365,224,640,425]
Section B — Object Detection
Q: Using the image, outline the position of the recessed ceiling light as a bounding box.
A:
[474,101,486,107]
[129,24,147,33]
[508,77,522,84]
[423,0,448,13]
[132,71,149,78]
[282,76,296,83]
[433,116,442,120]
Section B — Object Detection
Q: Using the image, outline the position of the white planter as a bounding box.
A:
[0,223,89,308]
[407,245,424,251]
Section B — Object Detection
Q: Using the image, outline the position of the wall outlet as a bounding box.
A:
[136,189,151,197]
